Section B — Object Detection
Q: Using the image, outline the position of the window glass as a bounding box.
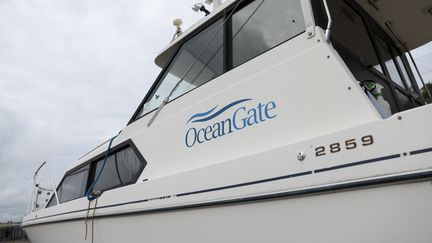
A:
[93,147,144,192]
[232,0,305,67]
[406,53,424,92]
[116,147,143,184]
[47,195,57,207]
[395,55,412,90]
[93,155,121,191]
[374,36,405,88]
[390,46,414,93]
[138,19,224,117]
[329,0,383,74]
[395,89,415,111]
[407,41,432,103]
[57,165,89,203]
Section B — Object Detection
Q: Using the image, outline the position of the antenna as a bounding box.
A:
[172,18,183,41]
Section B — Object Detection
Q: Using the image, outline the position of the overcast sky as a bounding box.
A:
[0,0,431,222]
[0,0,204,222]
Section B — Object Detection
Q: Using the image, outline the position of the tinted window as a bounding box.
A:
[93,155,120,191]
[373,36,406,88]
[313,0,424,114]
[138,19,224,117]
[57,165,89,203]
[115,147,143,184]
[232,0,305,67]
[407,52,432,103]
[93,147,143,192]
[329,0,382,74]
[46,195,57,207]
[390,47,415,94]
[395,89,415,111]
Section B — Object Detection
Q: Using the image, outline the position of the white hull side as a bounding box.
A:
[25,180,432,243]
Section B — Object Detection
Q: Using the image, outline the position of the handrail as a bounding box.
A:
[31,161,60,211]
[322,0,332,41]
[45,161,60,205]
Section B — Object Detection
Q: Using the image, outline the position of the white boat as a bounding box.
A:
[22,0,432,242]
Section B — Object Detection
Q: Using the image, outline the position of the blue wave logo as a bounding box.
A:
[187,99,252,124]
[185,98,278,147]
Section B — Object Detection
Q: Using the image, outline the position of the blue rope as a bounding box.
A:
[86,135,117,201]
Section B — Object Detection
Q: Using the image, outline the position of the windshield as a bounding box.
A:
[136,18,224,118]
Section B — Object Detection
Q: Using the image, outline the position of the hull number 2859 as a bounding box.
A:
[315,135,374,157]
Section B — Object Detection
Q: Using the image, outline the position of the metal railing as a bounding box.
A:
[27,161,59,214]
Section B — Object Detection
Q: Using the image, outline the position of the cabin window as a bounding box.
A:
[328,0,383,74]
[137,18,224,117]
[391,47,415,93]
[406,53,431,103]
[373,36,406,89]
[92,147,144,192]
[56,165,90,203]
[131,0,309,122]
[46,142,145,208]
[231,0,306,67]
[373,36,417,110]
[313,0,423,116]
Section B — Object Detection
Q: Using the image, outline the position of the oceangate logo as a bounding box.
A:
[185,99,277,147]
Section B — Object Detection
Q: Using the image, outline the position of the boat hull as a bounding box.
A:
[24,178,432,243]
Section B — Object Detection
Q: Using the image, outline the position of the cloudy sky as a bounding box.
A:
[0,0,205,222]
[0,0,431,222]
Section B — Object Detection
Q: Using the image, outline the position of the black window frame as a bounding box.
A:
[54,163,90,205]
[89,142,146,193]
[46,139,146,207]
[371,32,421,109]
[312,0,425,112]
[136,17,226,118]
[128,0,307,125]
[128,13,226,125]
[358,3,424,107]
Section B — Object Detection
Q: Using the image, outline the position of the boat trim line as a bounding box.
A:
[22,146,432,227]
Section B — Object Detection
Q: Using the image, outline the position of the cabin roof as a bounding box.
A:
[155,0,432,69]
[354,0,432,51]
[154,0,236,68]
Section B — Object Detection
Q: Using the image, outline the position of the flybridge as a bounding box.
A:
[185,99,277,147]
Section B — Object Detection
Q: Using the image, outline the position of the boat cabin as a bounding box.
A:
[31,0,432,211]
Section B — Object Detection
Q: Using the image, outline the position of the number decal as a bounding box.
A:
[345,139,357,150]
[362,135,374,146]
[314,135,374,157]
[315,146,326,157]
[330,143,341,153]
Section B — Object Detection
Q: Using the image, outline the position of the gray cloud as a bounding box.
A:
[0,0,203,222]
[412,41,432,83]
